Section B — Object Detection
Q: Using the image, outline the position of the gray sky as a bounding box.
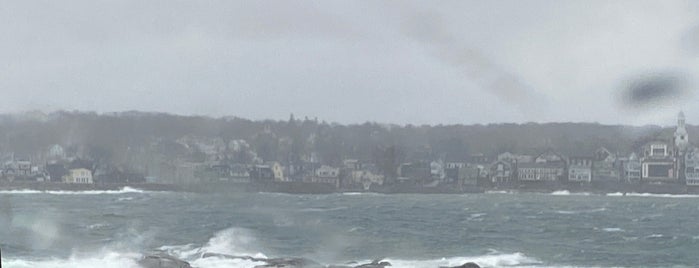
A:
[1,0,698,125]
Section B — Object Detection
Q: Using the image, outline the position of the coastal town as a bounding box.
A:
[1,111,699,194]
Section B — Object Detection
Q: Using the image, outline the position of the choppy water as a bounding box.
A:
[1,189,699,268]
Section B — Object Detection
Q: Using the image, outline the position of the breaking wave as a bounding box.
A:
[3,251,141,268]
[606,192,699,198]
[485,190,513,194]
[555,207,607,214]
[549,190,592,196]
[0,187,148,195]
[1,227,577,268]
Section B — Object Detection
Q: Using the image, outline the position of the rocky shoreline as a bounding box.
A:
[139,252,482,268]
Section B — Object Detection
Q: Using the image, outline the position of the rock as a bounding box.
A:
[202,252,323,268]
[440,262,480,268]
[138,253,192,268]
[201,252,264,261]
[255,257,325,268]
[354,258,391,268]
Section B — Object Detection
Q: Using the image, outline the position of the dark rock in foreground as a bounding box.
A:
[353,258,392,268]
[201,253,397,268]
[138,253,192,268]
[201,252,480,268]
[440,262,480,268]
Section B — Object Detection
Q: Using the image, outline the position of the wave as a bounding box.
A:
[0,187,148,195]
[384,252,542,268]
[606,192,699,198]
[2,227,589,268]
[341,192,384,196]
[549,190,592,196]
[594,227,624,232]
[555,207,607,214]
[4,251,141,268]
[485,190,514,194]
[298,206,348,212]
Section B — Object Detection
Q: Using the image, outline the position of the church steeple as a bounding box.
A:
[675,111,688,151]
[678,111,686,128]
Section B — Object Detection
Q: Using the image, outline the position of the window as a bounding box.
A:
[651,145,667,156]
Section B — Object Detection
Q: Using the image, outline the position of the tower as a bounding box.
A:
[675,111,689,152]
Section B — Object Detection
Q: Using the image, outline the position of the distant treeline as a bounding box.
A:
[0,111,688,166]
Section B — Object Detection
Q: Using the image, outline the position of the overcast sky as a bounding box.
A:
[1,0,699,126]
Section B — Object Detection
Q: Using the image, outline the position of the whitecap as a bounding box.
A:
[607,192,699,198]
[549,190,592,196]
[0,189,43,194]
[383,252,541,268]
[485,190,512,194]
[3,251,141,268]
[646,234,666,239]
[601,227,624,232]
[0,187,149,195]
[555,207,607,214]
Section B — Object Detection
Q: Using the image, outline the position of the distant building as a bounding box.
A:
[63,168,93,184]
[343,159,362,170]
[350,170,384,190]
[444,162,466,183]
[250,165,275,181]
[675,111,690,153]
[152,161,201,184]
[315,165,339,178]
[305,165,340,188]
[592,147,619,182]
[489,160,514,184]
[4,159,34,177]
[497,152,533,164]
[633,112,693,184]
[685,148,699,186]
[568,156,593,183]
[640,141,678,183]
[623,153,642,183]
[517,162,563,182]
[430,160,445,180]
[269,162,285,181]
[458,165,480,186]
[516,150,566,182]
[398,162,430,182]
[230,164,251,183]
[467,154,492,166]
[46,163,69,182]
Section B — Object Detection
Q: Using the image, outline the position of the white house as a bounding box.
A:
[63,168,94,184]
[315,165,339,178]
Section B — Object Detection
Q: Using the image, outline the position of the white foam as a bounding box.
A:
[384,252,541,268]
[0,189,43,194]
[4,251,141,268]
[2,226,583,268]
[485,190,513,194]
[646,233,668,239]
[550,190,591,196]
[555,207,607,214]
[600,227,624,232]
[0,187,147,195]
[607,192,699,198]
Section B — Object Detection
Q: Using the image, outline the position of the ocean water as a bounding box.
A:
[1,189,699,268]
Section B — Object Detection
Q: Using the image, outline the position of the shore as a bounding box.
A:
[2,180,699,196]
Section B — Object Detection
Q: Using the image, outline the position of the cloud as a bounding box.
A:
[0,0,698,125]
